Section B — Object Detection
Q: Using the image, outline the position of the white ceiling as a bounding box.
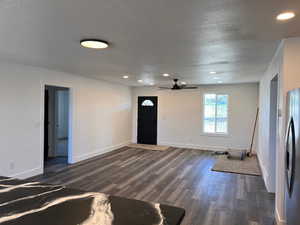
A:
[0,0,299,86]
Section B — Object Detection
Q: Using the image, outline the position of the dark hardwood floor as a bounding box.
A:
[31,147,275,225]
[44,156,68,174]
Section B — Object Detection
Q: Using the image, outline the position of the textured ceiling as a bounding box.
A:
[0,0,299,86]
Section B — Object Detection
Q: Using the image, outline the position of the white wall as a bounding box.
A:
[132,83,259,151]
[258,42,283,195]
[0,62,132,179]
[258,37,300,225]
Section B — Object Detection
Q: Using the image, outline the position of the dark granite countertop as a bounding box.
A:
[0,176,185,225]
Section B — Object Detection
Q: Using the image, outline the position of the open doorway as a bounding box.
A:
[269,75,278,192]
[44,85,70,173]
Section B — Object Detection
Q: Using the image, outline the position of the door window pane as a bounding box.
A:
[142,100,154,106]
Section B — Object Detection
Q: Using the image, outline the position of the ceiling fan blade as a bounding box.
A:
[159,87,172,89]
[181,86,198,89]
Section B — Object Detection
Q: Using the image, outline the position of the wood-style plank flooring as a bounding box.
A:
[44,156,68,174]
[31,147,275,225]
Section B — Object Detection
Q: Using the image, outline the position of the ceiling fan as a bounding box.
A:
[159,79,198,90]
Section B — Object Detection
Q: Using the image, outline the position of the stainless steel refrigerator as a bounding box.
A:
[285,88,300,225]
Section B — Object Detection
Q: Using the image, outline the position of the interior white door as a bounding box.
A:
[54,89,69,157]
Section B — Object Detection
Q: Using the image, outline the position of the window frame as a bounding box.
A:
[202,93,229,136]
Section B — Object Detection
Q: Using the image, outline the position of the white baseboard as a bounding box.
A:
[72,140,131,163]
[9,167,43,179]
[276,208,286,225]
[257,155,270,187]
[158,141,245,152]
[257,154,275,193]
[2,141,131,180]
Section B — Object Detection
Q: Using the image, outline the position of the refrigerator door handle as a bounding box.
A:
[285,117,296,196]
[286,150,290,170]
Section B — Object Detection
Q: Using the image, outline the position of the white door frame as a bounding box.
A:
[40,82,74,173]
[269,74,279,193]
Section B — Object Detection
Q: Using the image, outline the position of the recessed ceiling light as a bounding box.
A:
[163,73,170,77]
[138,80,143,83]
[80,39,109,49]
[213,77,220,80]
[217,81,223,84]
[210,71,217,74]
[123,75,129,79]
[149,83,154,86]
[277,12,296,21]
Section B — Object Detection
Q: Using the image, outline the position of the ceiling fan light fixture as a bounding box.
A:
[80,39,109,49]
